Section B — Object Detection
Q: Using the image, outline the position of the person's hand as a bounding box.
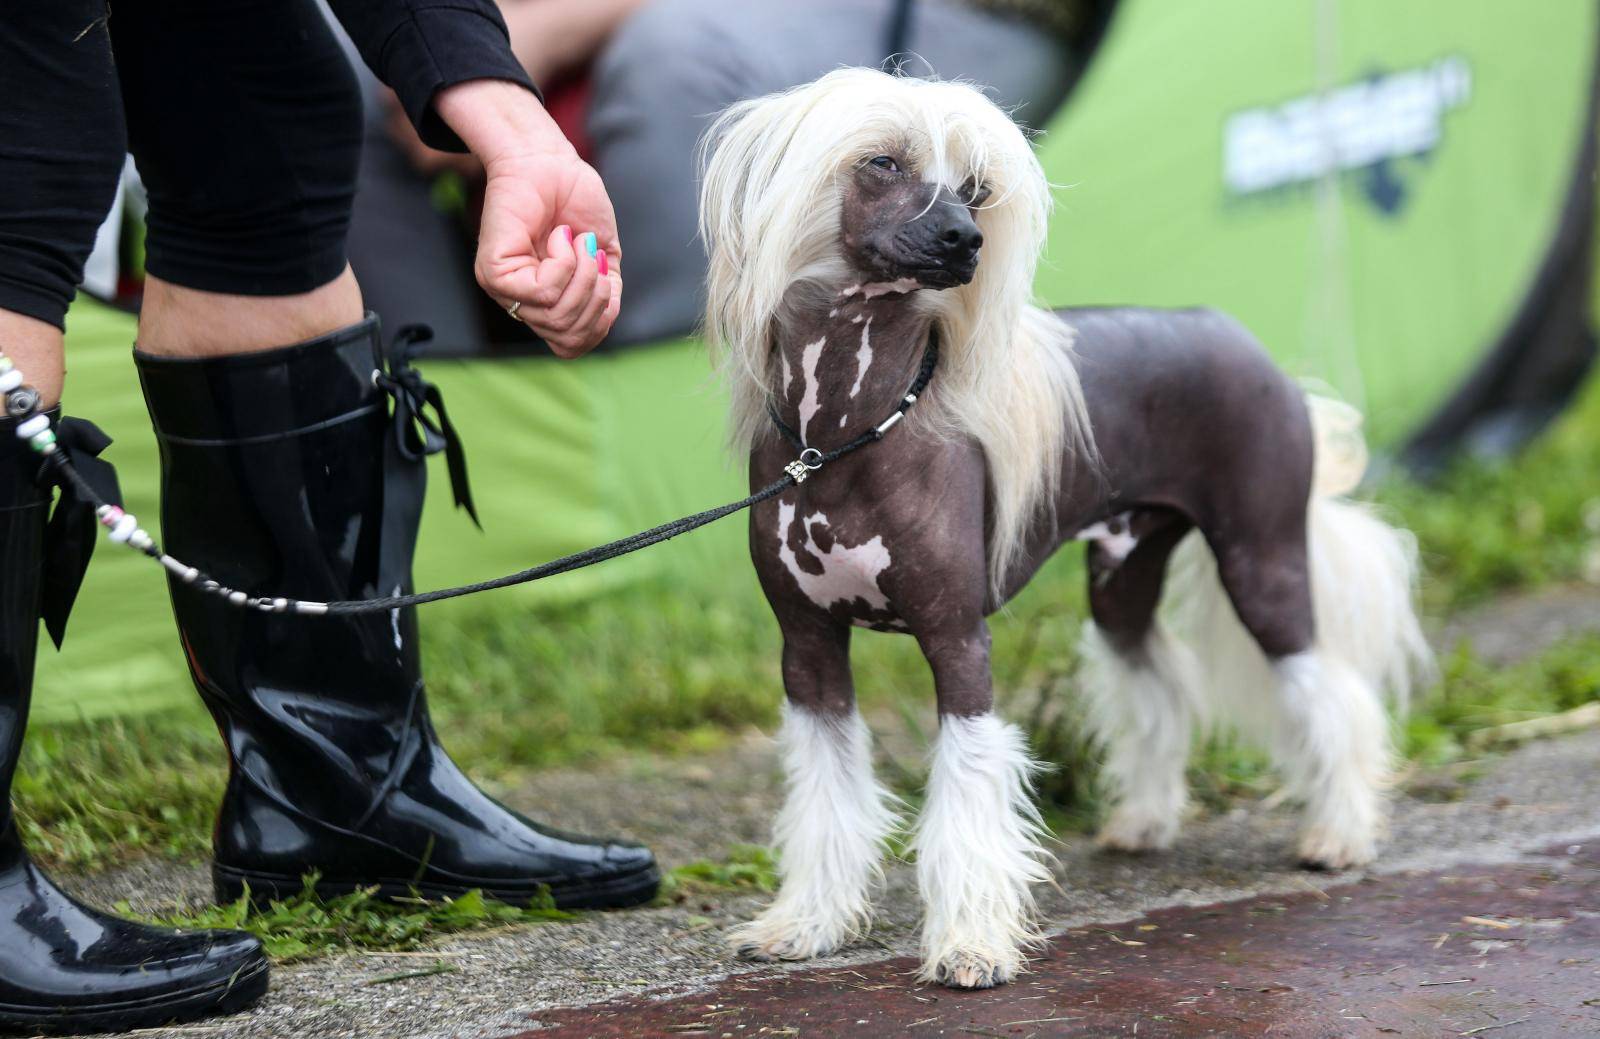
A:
[434,79,621,357]
[476,151,620,357]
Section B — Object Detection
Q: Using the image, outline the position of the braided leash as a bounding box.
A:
[0,332,936,617]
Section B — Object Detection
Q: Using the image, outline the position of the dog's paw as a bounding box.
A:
[922,950,1016,990]
[1094,807,1179,854]
[728,915,849,963]
[1296,825,1376,871]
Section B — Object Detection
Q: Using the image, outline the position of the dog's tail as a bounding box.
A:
[1165,395,1433,730]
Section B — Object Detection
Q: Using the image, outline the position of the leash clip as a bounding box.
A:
[784,448,824,483]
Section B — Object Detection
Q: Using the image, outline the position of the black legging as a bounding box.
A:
[0,0,363,329]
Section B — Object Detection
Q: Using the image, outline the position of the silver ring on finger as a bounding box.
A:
[505,300,522,321]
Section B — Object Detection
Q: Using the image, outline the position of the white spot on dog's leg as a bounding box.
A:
[1273,651,1390,870]
[848,318,873,398]
[731,705,901,962]
[850,314,864,324]
[797,337,825,444]
[1079,622,1204,852]
[777,502,892,612]
[915,713,1049,989]
[1075,512,1138,565]
[839,415,848,428]
[780,352,793,398]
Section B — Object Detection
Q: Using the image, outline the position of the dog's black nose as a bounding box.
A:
[940,223,983,254]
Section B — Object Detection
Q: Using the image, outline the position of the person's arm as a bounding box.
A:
[433,79,622,357]
[325,1,619,355]
[500,0,646,87]
[325,0,535,151]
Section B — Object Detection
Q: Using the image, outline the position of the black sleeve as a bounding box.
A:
[325,0,541,152]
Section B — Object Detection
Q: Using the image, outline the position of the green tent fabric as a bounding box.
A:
[37,0,1600,721]
[1032,0,1599,447]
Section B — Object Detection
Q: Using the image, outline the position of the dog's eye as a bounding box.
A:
[868,155,901,173]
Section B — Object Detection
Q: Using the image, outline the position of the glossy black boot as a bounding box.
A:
[0,412,268,1035]
[135,317,659,911]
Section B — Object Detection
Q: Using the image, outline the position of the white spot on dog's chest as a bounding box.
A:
[1075,512,1139,564]
[777,501,892,613]
[849,319,872,397]
[842,279,920,300]
[797,337,825,443]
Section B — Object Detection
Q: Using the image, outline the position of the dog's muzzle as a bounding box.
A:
[907,198,982,286]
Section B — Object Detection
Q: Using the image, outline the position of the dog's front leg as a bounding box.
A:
[732,615,900,963]
[913,623,1051,989]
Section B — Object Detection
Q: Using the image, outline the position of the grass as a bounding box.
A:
[658,844,781,903]
[13,367,1600,956]
[1379,370,1600,612]
[132,849,778,963]
[140,876,570,962]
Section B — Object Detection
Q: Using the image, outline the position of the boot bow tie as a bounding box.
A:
[374,325,479,529]
[40,418,122,648]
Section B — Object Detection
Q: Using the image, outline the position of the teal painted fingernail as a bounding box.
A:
[581,232,598,258]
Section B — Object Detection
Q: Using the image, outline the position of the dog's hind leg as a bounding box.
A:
[1209,536,1392,871]
[1078,516,1204,853]
[913,622,1051,990]
[731,616,900,963]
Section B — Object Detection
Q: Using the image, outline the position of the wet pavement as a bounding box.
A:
[512,839,1600,1038]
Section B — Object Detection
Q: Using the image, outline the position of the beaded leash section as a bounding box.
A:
[2,331,936,617]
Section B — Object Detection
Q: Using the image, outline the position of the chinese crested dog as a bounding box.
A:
[699,68,1431,989]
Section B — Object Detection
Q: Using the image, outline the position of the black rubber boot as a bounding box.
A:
[135,317,659,911]
[0,411,268,1035]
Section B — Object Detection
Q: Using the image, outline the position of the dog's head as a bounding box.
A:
[838,148,989,289]
[700,68,1050,331]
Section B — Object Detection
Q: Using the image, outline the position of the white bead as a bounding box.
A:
[228,590,247,606]
[0,371,22,393]
[129,529,153,551]
[15,414,48,439]
[109,514,138,543]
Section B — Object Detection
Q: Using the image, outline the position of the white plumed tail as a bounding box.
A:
[1166,396,1433,730]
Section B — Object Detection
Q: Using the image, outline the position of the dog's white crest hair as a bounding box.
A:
[699,68,1096,590]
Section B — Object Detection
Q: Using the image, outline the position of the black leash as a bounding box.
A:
[40,332,939,617]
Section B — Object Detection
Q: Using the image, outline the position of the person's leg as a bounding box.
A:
[112,0,365,357]
[136,271,364,358]
[587,0,1077,345]
[116,0,659,909]
[0,4,268,1032]
[0,313,66,409]
[0,0,124,401]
